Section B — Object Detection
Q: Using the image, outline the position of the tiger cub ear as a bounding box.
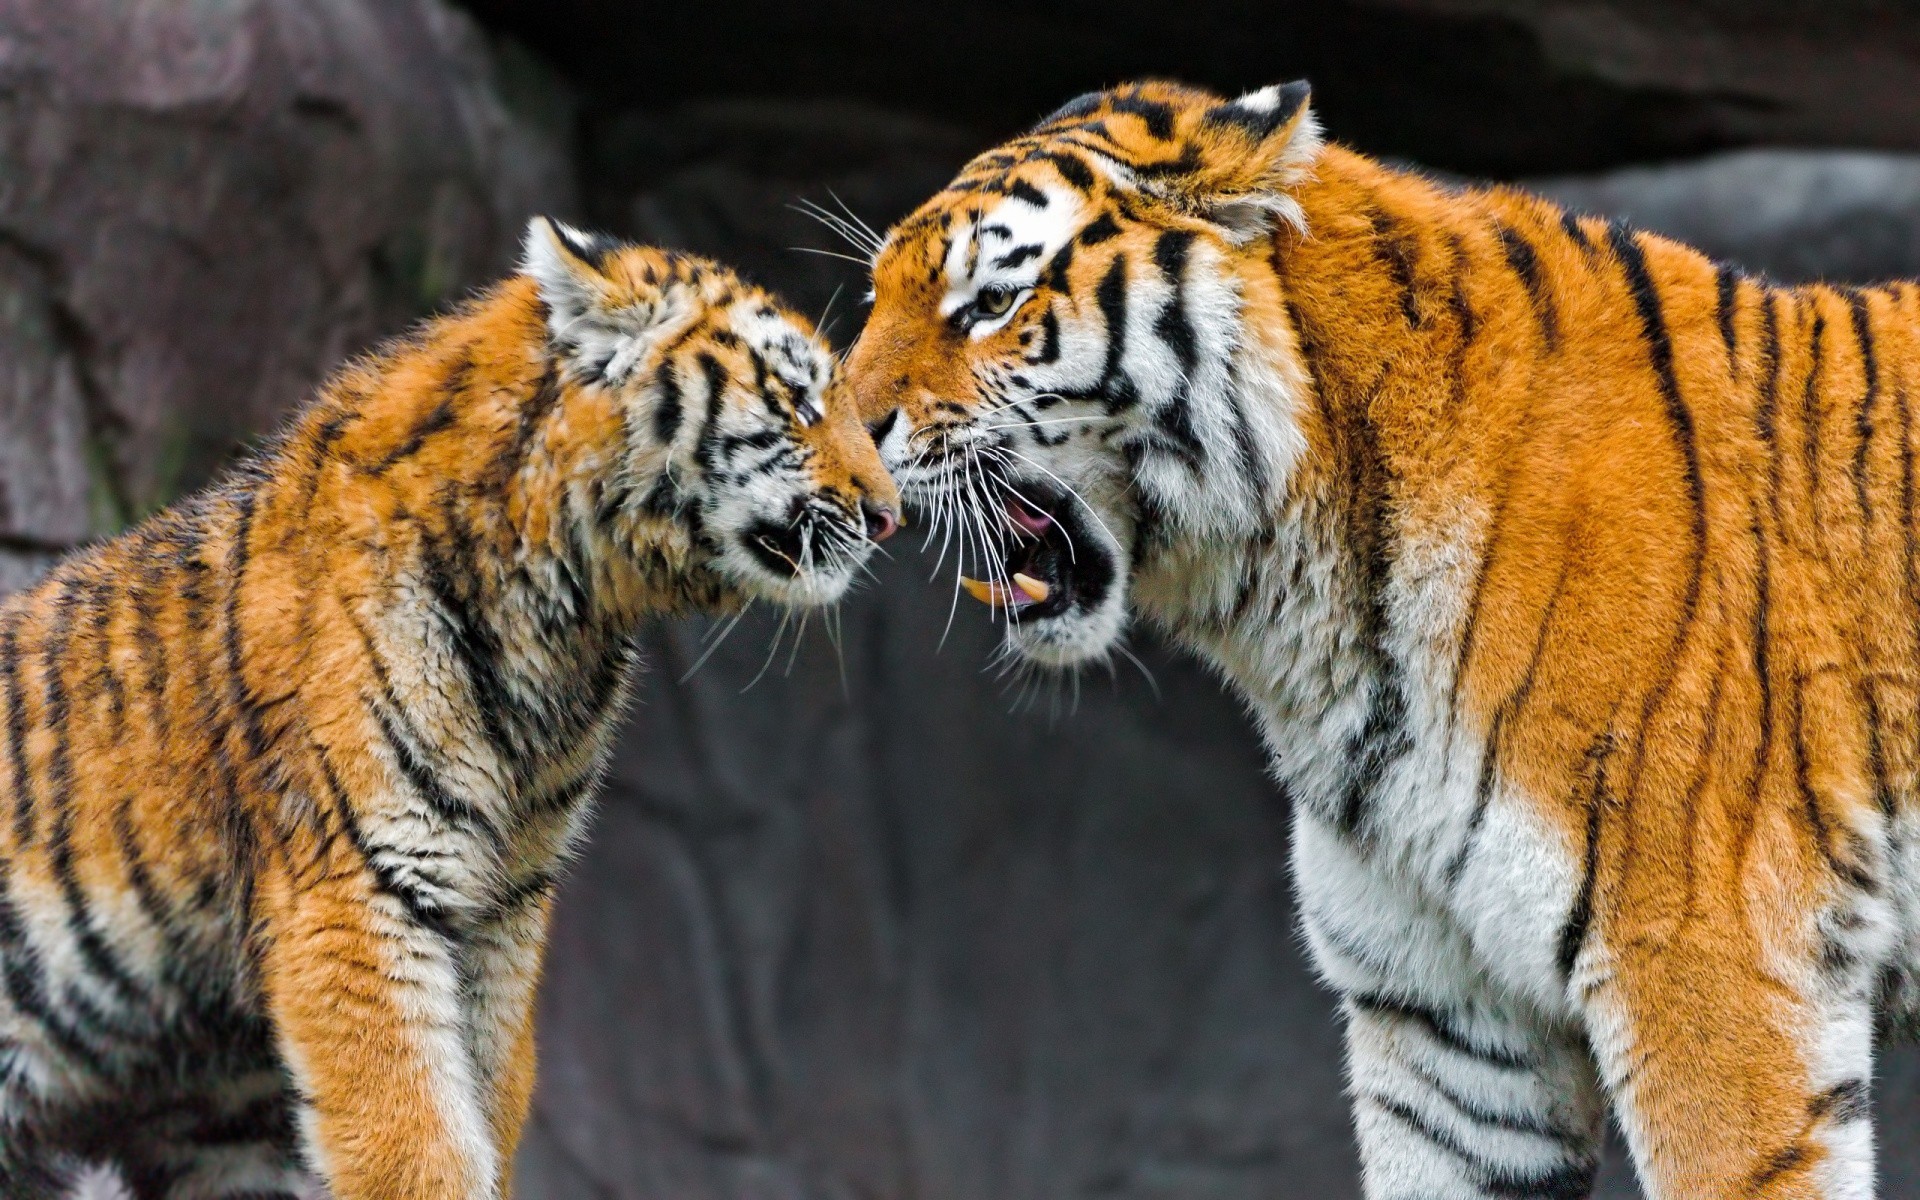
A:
[523,215,619,333]
[1180,81,1323,243]
[522,216,684,384]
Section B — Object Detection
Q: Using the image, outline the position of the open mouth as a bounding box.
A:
[957,480,1113,622]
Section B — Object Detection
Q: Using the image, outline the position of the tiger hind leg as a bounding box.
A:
[1580,913,1882,1198]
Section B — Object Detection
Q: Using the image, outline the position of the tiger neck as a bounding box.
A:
[250,286,736,801]
[1136,147,1481,779]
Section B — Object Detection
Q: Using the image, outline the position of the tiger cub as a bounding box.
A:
[0,218,897,1199]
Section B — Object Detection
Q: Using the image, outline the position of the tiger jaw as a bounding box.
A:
[947,474,1130,665]
[710,499,876,607]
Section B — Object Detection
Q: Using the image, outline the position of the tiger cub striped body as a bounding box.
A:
[848,80,1916,1198]
[0,218,897,1199]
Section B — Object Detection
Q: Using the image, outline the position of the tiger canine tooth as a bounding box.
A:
[960,576,1007,606]
[1012,572,1051,602]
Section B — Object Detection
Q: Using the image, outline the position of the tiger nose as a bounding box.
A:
[862,498,900,542]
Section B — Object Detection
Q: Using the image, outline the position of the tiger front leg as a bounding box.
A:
[261,875,499,1200]
[1296,814,1606,1199]
[460,883,558,1194]
[1577,898,1884,1200]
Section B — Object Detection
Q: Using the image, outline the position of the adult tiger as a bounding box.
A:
[846,79,1911,1199]
[0,217,898,1199]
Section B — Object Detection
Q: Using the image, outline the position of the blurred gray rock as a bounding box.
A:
[0,0,573,577]
[1535,149,1920,283]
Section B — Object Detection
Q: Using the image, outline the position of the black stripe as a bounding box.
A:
[1150,230,1205,470]
[1079,212,1121,245]
[1095,256,1136,413]
[1370,207,1421,328]
[1747,500,1774,814]
[485,360,564,493]
[1367,1094,1595,1200]
[369,704,487,837]
[1349,991,1533,1070]
[320,756,458,941]
[419,533,515,768]
[1332,372,1410,842]
[1558,731,1614,979]
[1029,306,1062,367]
[345,613,493,839]
[1716,263,1742,367]
[1495,222,1558,351]
[652,360,683,446]
[0,858,111,1076]
[1560,210,1593,254]
[1747,1141,1808,1192]
[1446,553,1572,888]
[992,243,1042,270]
[224,488,269,761]
[1607,225,1709,812]
[1008,178,1049,208]
[1402,1054,1567,1139]
[1,609,33,847]
[1108,94,1175,140]
[692,352,730,473]
[1036,150,1095,192]
[80,575,124,733]
[113,795,178,939]
[36,578,153,1022]
[364,384,460,474]
[1222,360,1273,509]
[1803,304,1828,530]
[1899,298,1920,682]
[1791,672,1875,891]
[1811,1078,1871,1124]
[1042,238,1076,295]
[1849,289,1880,527]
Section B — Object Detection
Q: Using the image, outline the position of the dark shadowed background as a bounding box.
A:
[9,2,1920,1196]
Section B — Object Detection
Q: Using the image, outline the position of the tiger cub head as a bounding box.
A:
[844,80,1321,665]
[524,218,899,608]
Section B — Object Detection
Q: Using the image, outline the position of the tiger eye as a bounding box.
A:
[975,286,1017,318]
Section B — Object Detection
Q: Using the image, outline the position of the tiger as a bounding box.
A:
[0,216,898,1200]
[844,77,1920,1199]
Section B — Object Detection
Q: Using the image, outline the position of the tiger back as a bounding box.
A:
[0,217,896,1200]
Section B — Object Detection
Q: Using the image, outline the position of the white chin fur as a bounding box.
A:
[717,548,862,609]
[1006,597,1129,667]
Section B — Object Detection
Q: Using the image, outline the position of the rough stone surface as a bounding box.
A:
[0,0,573,574]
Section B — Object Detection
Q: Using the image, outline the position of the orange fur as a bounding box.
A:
[0,223,893,1198]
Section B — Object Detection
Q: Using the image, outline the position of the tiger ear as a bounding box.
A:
[1179,81,1323,243]
[523,216,621,338]
[522,217,688,385]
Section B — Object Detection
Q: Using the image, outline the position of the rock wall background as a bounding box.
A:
[10,2,1920,1197]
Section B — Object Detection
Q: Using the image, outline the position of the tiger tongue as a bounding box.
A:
[1006,500,1052,535]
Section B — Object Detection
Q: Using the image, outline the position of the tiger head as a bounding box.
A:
[523,218,899,609]
[845,80,1322,665]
